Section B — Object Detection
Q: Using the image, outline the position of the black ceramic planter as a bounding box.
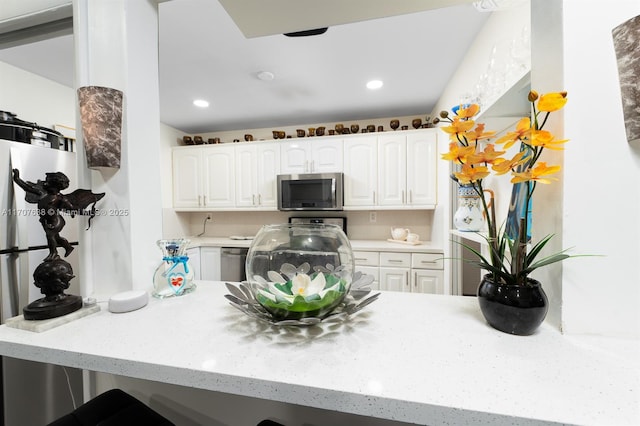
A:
[477,274,548,335]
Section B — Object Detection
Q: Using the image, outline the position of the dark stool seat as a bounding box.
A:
[47,388,174,426]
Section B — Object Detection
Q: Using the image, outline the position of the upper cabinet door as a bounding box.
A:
[203,145,235,208]
[280,141,309,174]
[255,143,280,207]
[280,138,342,174]
[235,145,258,207]
[343,136,377,207]
[406,132,437,207]
[377,134,407,206]
[172,148,202,208]
[310,138,343,173]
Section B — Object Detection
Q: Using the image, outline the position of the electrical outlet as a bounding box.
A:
[369,212,377,223]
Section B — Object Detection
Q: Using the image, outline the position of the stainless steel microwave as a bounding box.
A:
[277,172,344,211]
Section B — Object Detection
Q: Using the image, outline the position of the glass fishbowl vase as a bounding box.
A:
[245,223,354,321]
[152,238,196,298]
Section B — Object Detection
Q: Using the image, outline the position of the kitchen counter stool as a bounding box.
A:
[47,388,174,426]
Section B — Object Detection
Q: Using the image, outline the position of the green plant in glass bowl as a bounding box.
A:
[224,224,379,326]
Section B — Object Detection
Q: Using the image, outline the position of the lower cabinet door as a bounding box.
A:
[200,247,221,281]
[379,267,409,292]
[356,265,380,291]
[413,269,444,294]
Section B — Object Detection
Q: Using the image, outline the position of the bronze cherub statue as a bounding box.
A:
[12,168,105,320]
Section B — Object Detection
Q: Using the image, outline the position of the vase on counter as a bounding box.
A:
[477,274,548,335]
[152,238,196,298]
[453,185,490,232]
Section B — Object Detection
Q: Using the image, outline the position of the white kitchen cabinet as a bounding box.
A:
[379,252,411,292]
[172,148,203,208]
[200,247,221,281]
[379,267,409,291]
[172,145,235,209]
[377,132,438,208]
[280,137,343,174]
[343,130,437,210]
[413,270,444,294]
[410,253,444,294]
[353,250,444,294]
[173,129,437,211]
[343,136,377,206]
[204,145,236,208]
[235,142,280,208]
[353,250,380,290]
[406,132,438,206]
[357,266,380,290]
[377,135,407,206]
[186,247,201,280]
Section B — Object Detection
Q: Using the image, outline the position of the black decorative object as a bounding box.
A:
[477,274,548,336]
[12,168,105,320]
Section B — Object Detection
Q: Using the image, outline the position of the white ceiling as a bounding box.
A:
[0,0,491,134]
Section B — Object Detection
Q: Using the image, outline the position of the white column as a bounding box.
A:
[73,0,162,297]
[530,0,565,331]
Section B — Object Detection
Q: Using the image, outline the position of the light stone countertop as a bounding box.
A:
[0,282,637,425]
[188,237,443,253]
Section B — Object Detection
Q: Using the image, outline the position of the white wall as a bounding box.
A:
[432,0,640,339]
[160,122,191,238]
[560,0,640,338]
[0,61,75,127]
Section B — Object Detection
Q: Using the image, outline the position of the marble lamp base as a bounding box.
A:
[6,304,101,333]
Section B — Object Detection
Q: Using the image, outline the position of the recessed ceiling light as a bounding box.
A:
[193,99,209,108]
[256,71,275,81]
[367,80,383,90]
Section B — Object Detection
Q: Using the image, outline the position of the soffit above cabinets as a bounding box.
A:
[0,0,72,48]
[218,0,475,38]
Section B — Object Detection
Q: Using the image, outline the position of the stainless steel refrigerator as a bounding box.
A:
[0,139,83,425]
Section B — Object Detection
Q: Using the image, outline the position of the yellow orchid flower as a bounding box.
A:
[468,144,506,165]
[511,162,561,184]
[441,142,475,163]
[529,129,569,150]
[455,103,480,118]
[463,123,497,143]
[495,117,531,149]
[441,117,476,136]
[454,163,490,185]
[492,151,528,175]
[537,92,568,112]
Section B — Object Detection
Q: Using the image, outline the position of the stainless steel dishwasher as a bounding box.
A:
[220,247,248,282]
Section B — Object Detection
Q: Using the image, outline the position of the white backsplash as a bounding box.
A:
[165,210,434,241]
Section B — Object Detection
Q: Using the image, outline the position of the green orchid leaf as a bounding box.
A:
[525,234,556,266]
[523,253,571,273]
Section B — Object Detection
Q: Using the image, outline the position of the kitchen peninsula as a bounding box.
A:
[0,282,637,425]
